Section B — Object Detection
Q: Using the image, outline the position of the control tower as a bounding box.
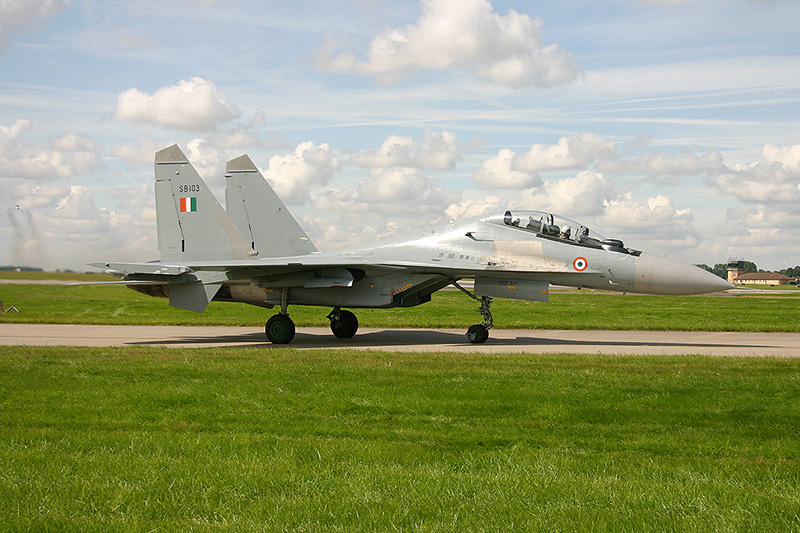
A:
[727,259,745,284]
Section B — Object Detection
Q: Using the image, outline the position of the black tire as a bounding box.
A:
[265,314,295,344]
[466,324,489,343]
[330,310,359,339]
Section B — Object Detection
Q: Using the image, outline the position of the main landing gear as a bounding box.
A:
[264,301,360,344]
[265,313,295,344]
[451,281,494,343]
[327,307,359,339]
[264,284,492,344]
[265,288,296,344]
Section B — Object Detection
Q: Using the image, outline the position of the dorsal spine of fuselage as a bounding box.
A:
[224,153,318,258]
[154,144,255,263]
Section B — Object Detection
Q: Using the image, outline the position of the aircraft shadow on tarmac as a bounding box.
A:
[131,329,768,350]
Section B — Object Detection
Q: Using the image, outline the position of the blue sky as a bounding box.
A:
[1,0,799,271]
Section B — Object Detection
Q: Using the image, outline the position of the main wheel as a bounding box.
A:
[330,310,359,339]
[466,324,489,344]
[265,314,295,344]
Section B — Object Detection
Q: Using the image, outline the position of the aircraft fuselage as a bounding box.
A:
[105,146,733,344]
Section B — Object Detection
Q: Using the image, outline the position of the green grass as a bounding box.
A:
[0,270,115,281]
[1,346,798,531]
[2,281,799,331]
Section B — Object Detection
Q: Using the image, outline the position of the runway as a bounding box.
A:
[1,324,798,356]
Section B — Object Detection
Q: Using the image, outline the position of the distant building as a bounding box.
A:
[733,272,793,286]
[727,260,745,284]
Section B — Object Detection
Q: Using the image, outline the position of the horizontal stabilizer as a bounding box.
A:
[168,281,222,313]
[167,271,228,313]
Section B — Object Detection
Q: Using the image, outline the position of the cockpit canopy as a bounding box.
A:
[490,210,640,255]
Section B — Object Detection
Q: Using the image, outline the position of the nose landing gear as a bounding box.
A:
[466,296,493,343]
[451,280,493,344]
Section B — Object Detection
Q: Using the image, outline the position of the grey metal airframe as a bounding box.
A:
[92,145,733,344]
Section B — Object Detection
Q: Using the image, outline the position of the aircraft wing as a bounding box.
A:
[93,250,584,290]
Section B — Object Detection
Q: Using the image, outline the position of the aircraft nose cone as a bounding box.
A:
[634,253,735,295]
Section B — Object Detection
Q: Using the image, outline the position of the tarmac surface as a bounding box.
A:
[1,324,798,356]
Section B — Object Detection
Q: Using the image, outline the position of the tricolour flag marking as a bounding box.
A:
[180,197,197,212]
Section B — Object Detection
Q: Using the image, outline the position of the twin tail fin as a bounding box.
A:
[155,144,256,263]
[225,154,318,257]
[150,145,316,313]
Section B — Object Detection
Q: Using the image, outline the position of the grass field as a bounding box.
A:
[2,273,798,530]
[0,271,116,281]
[1,346,799,531]
[2,276,799,331]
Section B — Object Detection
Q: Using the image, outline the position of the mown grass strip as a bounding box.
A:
[1,282,799,331]
[1,346,798,530]
[0,271,115,281]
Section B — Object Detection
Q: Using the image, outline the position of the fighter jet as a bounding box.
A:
[91,145,733,344]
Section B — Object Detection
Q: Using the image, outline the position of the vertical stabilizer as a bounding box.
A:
[155,145,255,263]
[225,154,318,257]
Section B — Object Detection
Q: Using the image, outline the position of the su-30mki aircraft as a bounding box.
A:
[91,144,733,344]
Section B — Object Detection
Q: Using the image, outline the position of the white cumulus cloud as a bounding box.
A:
[511,171,616,217]
[262,142,341,204]
[108,183,153,210]
[36,186,157,267]
[599,194,700,249]
[445,196,502,220]
[349,129,461,170]
[110,135,168,165]
[0,119,102,181]
[315,0,579,88]
[714,143,800,204]
[113,77,241,131]
[313,167,460,218]
[516,132,617,172]
[473,148,541,189]
[760,143,800,173]
[473,133,616,188]
[13,183,69,209]
[0,0,68,51]
[597,149,725,182]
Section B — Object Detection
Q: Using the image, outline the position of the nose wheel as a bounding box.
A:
[467,323,490,343]
[451,281,494,344]
[467,295,494,343]
[328,308,359,338]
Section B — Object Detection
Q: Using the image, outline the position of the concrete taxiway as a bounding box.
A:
[1,324,798,356]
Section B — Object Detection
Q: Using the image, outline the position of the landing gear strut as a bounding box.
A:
[451,281,493,343]
[328,307,359,338]
[265,288,295,344]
